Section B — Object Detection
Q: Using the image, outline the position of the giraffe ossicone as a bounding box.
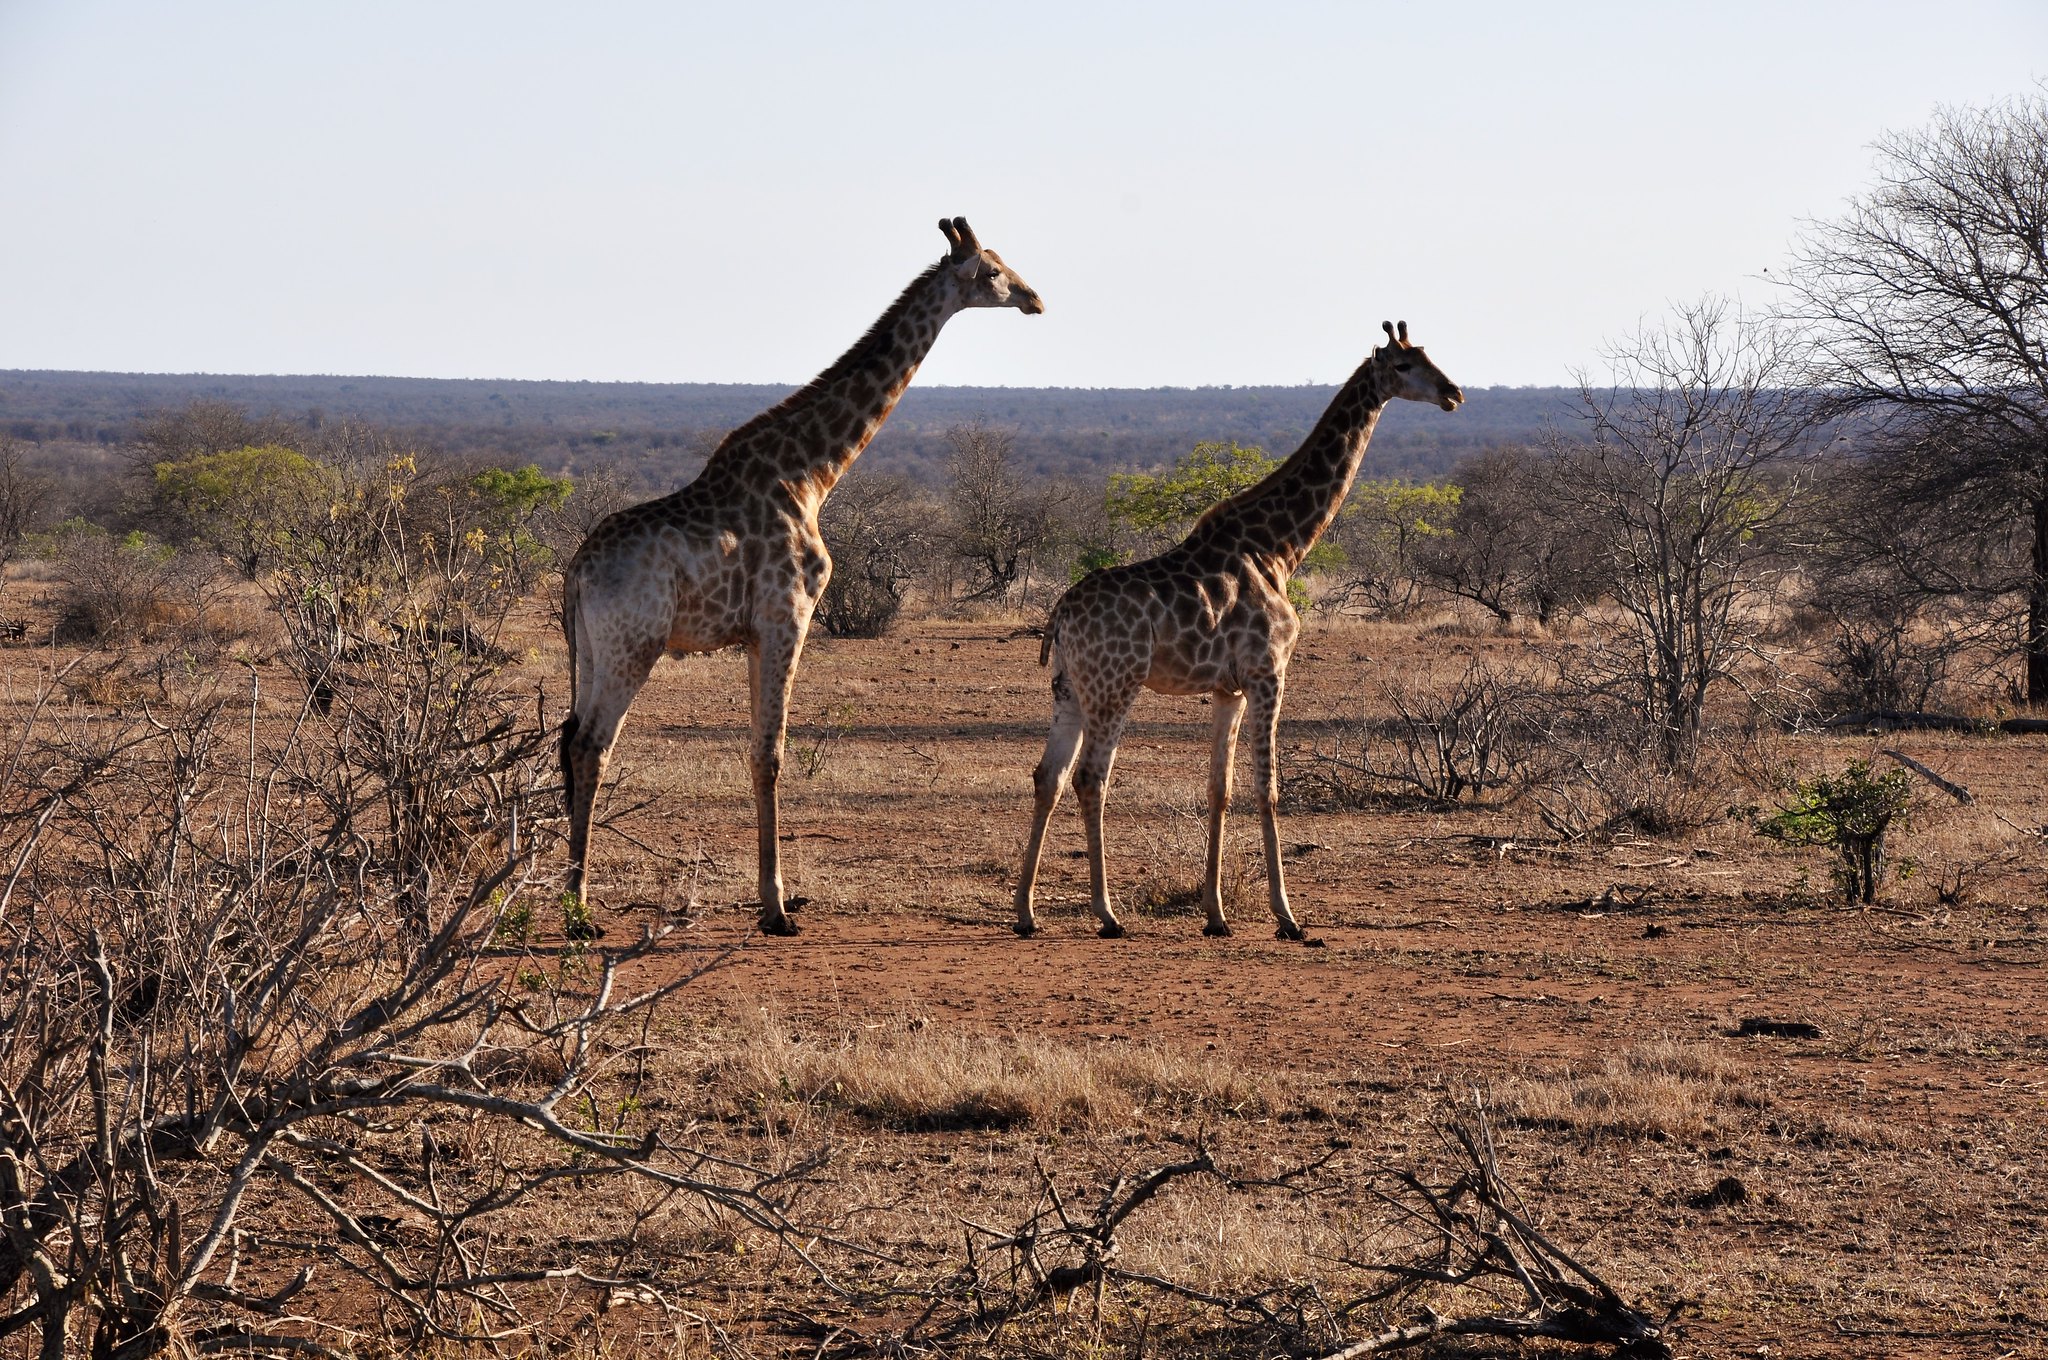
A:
[1012,321,1463,941]
[561,217,1044,935]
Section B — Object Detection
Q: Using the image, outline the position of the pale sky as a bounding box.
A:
[1,1,2041,389]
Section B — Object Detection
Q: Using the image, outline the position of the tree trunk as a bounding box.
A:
[2029,490,2048,706]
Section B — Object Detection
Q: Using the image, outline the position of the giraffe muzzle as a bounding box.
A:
[1439,387,1464,412]
[1016,288,1046,316]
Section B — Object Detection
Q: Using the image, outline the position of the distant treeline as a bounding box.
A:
[0,369,1575,489]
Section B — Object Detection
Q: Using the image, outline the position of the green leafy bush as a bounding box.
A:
[1755,760,1912,904]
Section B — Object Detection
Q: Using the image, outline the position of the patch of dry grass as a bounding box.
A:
[1493,1039,1772,1141]
[683,1008,1295,1133]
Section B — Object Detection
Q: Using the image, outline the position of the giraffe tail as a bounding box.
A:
[559,571,584,806]
[1038,607,1057,667]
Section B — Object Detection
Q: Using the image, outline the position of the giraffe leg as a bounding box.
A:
[1201,691,1247,938]
[1246,677,1306,941]
[563,655,655,910]
[1072,685,1137,938]
[1013,672,1085,937]
[748,630,805,936]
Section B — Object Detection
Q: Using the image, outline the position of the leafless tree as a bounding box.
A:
[943,425,1068,604]
[129,399,297,469]
[1550,297,1818,771]
[817,468,941,636]
[0,436,54,594]
[536,458,641,568]
[0,476,842,1353]
[1783,89,2048,702]
[1416,446,1603,627]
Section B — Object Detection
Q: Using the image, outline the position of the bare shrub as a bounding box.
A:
[1289,658,1542,809]
[262,453,560,918]
[1813,602,1965,714]
[914,1107,1672,1359]
[0,663,807,1357]
[944,424,1071,606]
[817,469,941,637]
[1528,712,1734,840]
[45,521,229,647]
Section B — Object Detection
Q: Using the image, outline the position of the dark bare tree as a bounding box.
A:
[130,398,297,466]
[1784,90,2048,702]
[0,435,54,587]
[1416,445,1602,627]
[1552,298,1817,771]
[817,468,941,636]
[942,424,1067,604]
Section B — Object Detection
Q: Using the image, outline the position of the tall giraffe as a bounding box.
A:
[1013,321,1462,940]
[563,217,1044,934]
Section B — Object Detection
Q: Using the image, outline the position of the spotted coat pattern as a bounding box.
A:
[562,218,1044,933]
[1013,322,1464,940]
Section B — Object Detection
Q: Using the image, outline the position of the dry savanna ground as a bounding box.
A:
[6,588,2047,1359]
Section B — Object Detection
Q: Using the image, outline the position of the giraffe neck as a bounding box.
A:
[703,259,960,513]
[1193,356,1389,576]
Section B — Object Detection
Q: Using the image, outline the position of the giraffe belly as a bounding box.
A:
[1145,634,1251,696]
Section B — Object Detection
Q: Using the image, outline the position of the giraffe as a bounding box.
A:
[1012,321,1462,941]
[562,217,1044,934]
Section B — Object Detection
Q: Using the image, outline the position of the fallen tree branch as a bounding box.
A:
[1878,748,1975,804]
[1823,709,2048,735]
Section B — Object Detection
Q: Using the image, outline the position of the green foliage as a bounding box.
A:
[1323,478,1462,617]
[560,890,598,943]
[464,464,575,593]
[472,464,573,520]
[491,889,535,946]
[1755,760,1913,905]
[152,444,337,578]
[1345,478,1462,539]
[1105,440,1278,541]
[1068,544,1121,582]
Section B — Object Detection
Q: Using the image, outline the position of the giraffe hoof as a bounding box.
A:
[1202,921,1233,938]
[759,914,800,937]
[1012,921,1037,938]
[1097,923,1126,940]
[1275,922,1306,942]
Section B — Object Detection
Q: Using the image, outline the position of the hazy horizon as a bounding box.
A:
[4,1,2043,389]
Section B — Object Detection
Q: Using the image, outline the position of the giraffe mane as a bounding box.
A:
[705,257,951,464]
[1182,352,1387,539]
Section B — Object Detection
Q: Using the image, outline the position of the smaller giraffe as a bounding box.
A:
[562,218,1043,934]
[1013,321,1463,940]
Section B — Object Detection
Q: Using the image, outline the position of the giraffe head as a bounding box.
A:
[939,216,1046,315]
[1374,320,1463,411]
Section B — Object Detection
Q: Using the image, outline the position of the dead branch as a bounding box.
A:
[1825,709,2048,735]
[1877,748,1975,804]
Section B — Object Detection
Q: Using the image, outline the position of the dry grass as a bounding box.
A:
[1493,1039,1772,1141]
[6,595,2046,1356]
[682,1007,1295,1132]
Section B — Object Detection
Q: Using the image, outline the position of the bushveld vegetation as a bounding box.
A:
[0,92,2042,1358]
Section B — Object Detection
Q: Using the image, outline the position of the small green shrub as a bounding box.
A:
[1755,760,1912,904]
